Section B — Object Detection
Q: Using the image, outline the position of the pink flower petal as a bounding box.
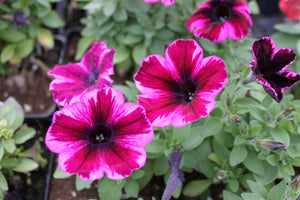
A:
[192,56,227,96]
[165,39,203,77]
[48,41,115,106]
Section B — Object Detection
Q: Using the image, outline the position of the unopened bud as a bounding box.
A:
[291,178,300,191]
[216,170,228,180]
[282,107,293,117]
[257,140,286,151]
[13,11,30,27]
[231,115,242,124]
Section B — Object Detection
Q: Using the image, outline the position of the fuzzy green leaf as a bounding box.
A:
[124,180,139,198]
[230,145,248,166]
[183,179,212,197]
[76,175,93,191]
[1,44,15,63]
[267,180,286,200]
[12,158,38,172]
[223,190,243,200]
[53,165,72,179]
[42,11,64,28]
[14,128,36,144]
[14,39,35,59]
[243,151,264,176]
[0,30,26,43]
[75,35,95,61]
[0,171,8,190]
[37,28,54,49]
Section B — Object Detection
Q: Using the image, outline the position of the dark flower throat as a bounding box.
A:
[176,78,197,103]
[87,122,114,146]
[215,4,231,22]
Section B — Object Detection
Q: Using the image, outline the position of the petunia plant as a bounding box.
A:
[0,0,64,74]
[46,0,300,200]
[0,97,47,199]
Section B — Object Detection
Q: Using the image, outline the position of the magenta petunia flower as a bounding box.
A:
[45,88,154,181]
[141,0,175,6]
[186,0,252,43]
[249,37,300,103]
[48,41,115,106]
[134,39,227,127]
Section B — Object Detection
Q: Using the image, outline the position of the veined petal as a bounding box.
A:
[266,71,300,90]
[138,93,181,127]
[252,37,276,74]
[135,55,180,95]
[141,0,175,6]
[263,85,284,103]
[165,39,203,77]
[192,56,227,96]
[271,48,296,73]
[113,103,154,147]
[81,41,115,75]
[58,145,105,181]
[104,144,147,180]
[171,94,216,127]
[227,11,252,40]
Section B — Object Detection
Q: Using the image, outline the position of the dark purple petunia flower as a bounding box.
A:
[134,39,228,127]
[13,11,30,27]
[249,37,300,102]
[186,0,252,43]
[45,88,154,181]
[48,41,115,106]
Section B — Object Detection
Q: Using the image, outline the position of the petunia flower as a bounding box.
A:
[279,0,300,21]
[186,0,252,43]
[141,0,175,6]
[134,39,227,127]
[48,41,115,106]
[45,88,154,181]
[13,11,30,27]
[249,37,300,103]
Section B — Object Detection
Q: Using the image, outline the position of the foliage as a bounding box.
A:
[0,97,47,198]
[75,0,205,75]
[0,0,64,74]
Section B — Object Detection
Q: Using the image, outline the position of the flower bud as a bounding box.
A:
[13,11,30,27]
[257,140,286,151]
[231,115,242,124]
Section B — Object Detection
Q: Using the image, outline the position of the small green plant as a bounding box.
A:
[0,0,64,74]
[0,97,47,199]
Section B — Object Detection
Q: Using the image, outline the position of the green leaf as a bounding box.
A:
[230,145,248,166]
[53,165,72,179]
[144,140,166,154]
[113,45,130,64]
[37,28,54,49]
[153,156,169,176]
[0,171,8,190]
[183,179,212,197]
[241,192,265,200]
[267,180,286,200]
[123,34,142,45]
[76,175,93,191]
[124,180,139,198]
[223,190,243,200]
[1,44,15,63]
[0,20,8,31]
[243,151,264,176]
[113,7,128,22]
[0,158,18,168]
[130,170,145,180]
[42,10,64,28]
[183,118,223,150]
[274,23,300,35]
[0,97,24,132]
[14,39,35,59]
[172,123,191,143]
[254,164,278,185]
[12,158,38,172]
[132,44,147,66]
[98,177,122,200]
[271,127,290,147]
[247,180,267,198]
[2,138,15,154]
[14,128,36,144]
[0,30,26,43]
[228,179,239,193]
[103,2,117,17]
[75,35,95,61]
[0,145,3,160]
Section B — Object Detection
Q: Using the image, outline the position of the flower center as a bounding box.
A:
[88,69,99,86]
[87,122,114,145]
[177,78,197,103]
[215,4,231,22]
